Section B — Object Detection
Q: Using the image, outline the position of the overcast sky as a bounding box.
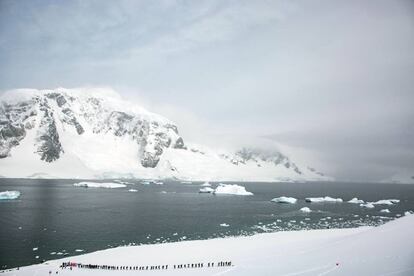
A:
[1,0,413,181]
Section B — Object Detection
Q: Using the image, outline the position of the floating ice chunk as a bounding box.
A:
[305,196,343,203]
[73,182,126,188]
[214,184,253,196]
[35,256,39,259]
[220,223,230,227]
[201,182,212,187]
[380,209,391,213]
[360,203,375,208]
[300,207,312,213]
[199,187,214,193]
[75,249,84,252]
[32,247,38,251]
[271,196,297,204]
[405,211,413,216]
[0,190,21,200]
[372,199,400,205]
[348,197,365,204]
[128,189,138,192]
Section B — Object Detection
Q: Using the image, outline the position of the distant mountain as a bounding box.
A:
[381,171,414,184]
[0,88,331,181]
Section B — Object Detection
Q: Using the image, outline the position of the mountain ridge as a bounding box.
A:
[0,88,331,181]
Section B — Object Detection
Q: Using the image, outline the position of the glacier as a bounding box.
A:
[0,87,332,182]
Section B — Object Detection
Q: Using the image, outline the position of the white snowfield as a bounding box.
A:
[305,196,343,203]
[73,182,127,189]
[270,196,297,204]
[0,190,21,200]
[4,215,414,276]
[213,184,253,196]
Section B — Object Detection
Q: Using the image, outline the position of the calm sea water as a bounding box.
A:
[0,179,413,269]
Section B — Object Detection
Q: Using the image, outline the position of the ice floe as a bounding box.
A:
[199,187,214,193]
[348,197,365,204]
[220,223,230,227]
[0,190,21,200]
[360,203,375,208]
[372,199,400,205]
[214,184,253,196]
[305,196,343,203]
[73,182,126,188]
[270,196,297,204]
[300,207,312,213]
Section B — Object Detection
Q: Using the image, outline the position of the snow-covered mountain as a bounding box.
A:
[0,88,331,181]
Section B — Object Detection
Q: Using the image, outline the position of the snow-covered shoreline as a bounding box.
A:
[3,215,414,275]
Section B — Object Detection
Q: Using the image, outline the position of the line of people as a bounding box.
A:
[60,261,232,271]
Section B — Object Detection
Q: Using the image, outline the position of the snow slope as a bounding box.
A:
[0,87,331,182]
[3,215,414,275]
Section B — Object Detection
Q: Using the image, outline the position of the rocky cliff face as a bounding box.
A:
[0,89,185,168]
[235,148,303,174]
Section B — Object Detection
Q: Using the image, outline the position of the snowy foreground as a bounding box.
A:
[3,215,414,276]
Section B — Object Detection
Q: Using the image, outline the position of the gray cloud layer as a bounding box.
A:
[1,0,413,181]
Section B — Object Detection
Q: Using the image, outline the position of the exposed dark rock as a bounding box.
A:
[174,137,185,149]
[36,106,63,162]
[61,108,84,135]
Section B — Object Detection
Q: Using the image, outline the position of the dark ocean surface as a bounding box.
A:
[1,179,413,269]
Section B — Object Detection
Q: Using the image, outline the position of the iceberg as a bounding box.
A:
[0,190,21,200]
[348,197,365,204]
[214,184,253,196]
[128,189,138,192]
[73,182,126,188]
[271,196,297,204]
[380,209,391,213]
[199,187,214,193]
[305,196,343,203]
[300,207,312,213]
[220,223,230,227]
